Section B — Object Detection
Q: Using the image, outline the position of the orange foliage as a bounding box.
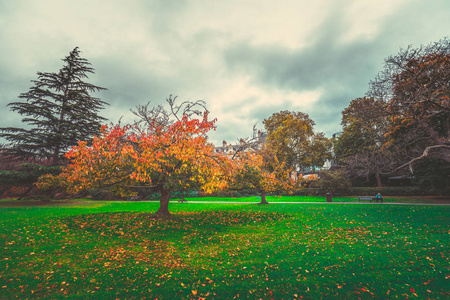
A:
[387,52,450,143]
[38,112,231,197]
[231,145,297,196]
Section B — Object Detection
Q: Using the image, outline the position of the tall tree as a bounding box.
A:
[334,97,394,187]
[263,111,331,171]
[368,38,450,170]
[38,97,231,217]
[0,47,108,165]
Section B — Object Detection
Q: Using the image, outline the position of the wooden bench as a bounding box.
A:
[358,196,383,203]
[177,197,188,203]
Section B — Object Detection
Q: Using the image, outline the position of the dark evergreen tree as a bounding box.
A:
[0,47,108,165]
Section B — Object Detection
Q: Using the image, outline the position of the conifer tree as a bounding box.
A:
[0,47,108,165]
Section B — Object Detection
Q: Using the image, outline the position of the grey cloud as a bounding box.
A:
[223,33,379,96]
[222,1,450,137]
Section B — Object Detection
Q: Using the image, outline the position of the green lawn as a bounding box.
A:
[0,200,449,299]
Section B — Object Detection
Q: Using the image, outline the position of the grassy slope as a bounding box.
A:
[0,201,449,299]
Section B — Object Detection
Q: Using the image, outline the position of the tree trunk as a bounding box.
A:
[155,187,171,217]
[259,190,269,204]
[375,172,383,188]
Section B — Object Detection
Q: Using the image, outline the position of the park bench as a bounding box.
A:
[358,196,383,203]
[358,196,375,202]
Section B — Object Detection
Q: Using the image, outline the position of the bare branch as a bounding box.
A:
[131,95,208,132]
[394,145,450,173]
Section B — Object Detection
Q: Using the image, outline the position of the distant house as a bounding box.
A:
[214,130,267,157]
[320,131,342,171]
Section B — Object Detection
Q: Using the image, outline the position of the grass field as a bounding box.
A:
[0,199,449,299]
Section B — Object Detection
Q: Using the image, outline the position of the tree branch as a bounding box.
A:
[395,145,450,173]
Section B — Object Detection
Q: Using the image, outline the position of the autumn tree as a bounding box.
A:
[38,96,230,217]
[334,97,395,187]
[0,47,108,165]
[368,38,450,171]
[263,111,332,171]
[230,143,296,204]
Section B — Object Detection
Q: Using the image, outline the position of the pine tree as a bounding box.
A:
[0,47,108,165]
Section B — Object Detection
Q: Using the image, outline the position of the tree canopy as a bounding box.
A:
[334,97,394,187]
[263,111,332,171]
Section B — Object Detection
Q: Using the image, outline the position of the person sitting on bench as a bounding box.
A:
[375,192,383,203]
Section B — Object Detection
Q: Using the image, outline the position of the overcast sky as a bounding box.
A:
[1,0,449,145]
